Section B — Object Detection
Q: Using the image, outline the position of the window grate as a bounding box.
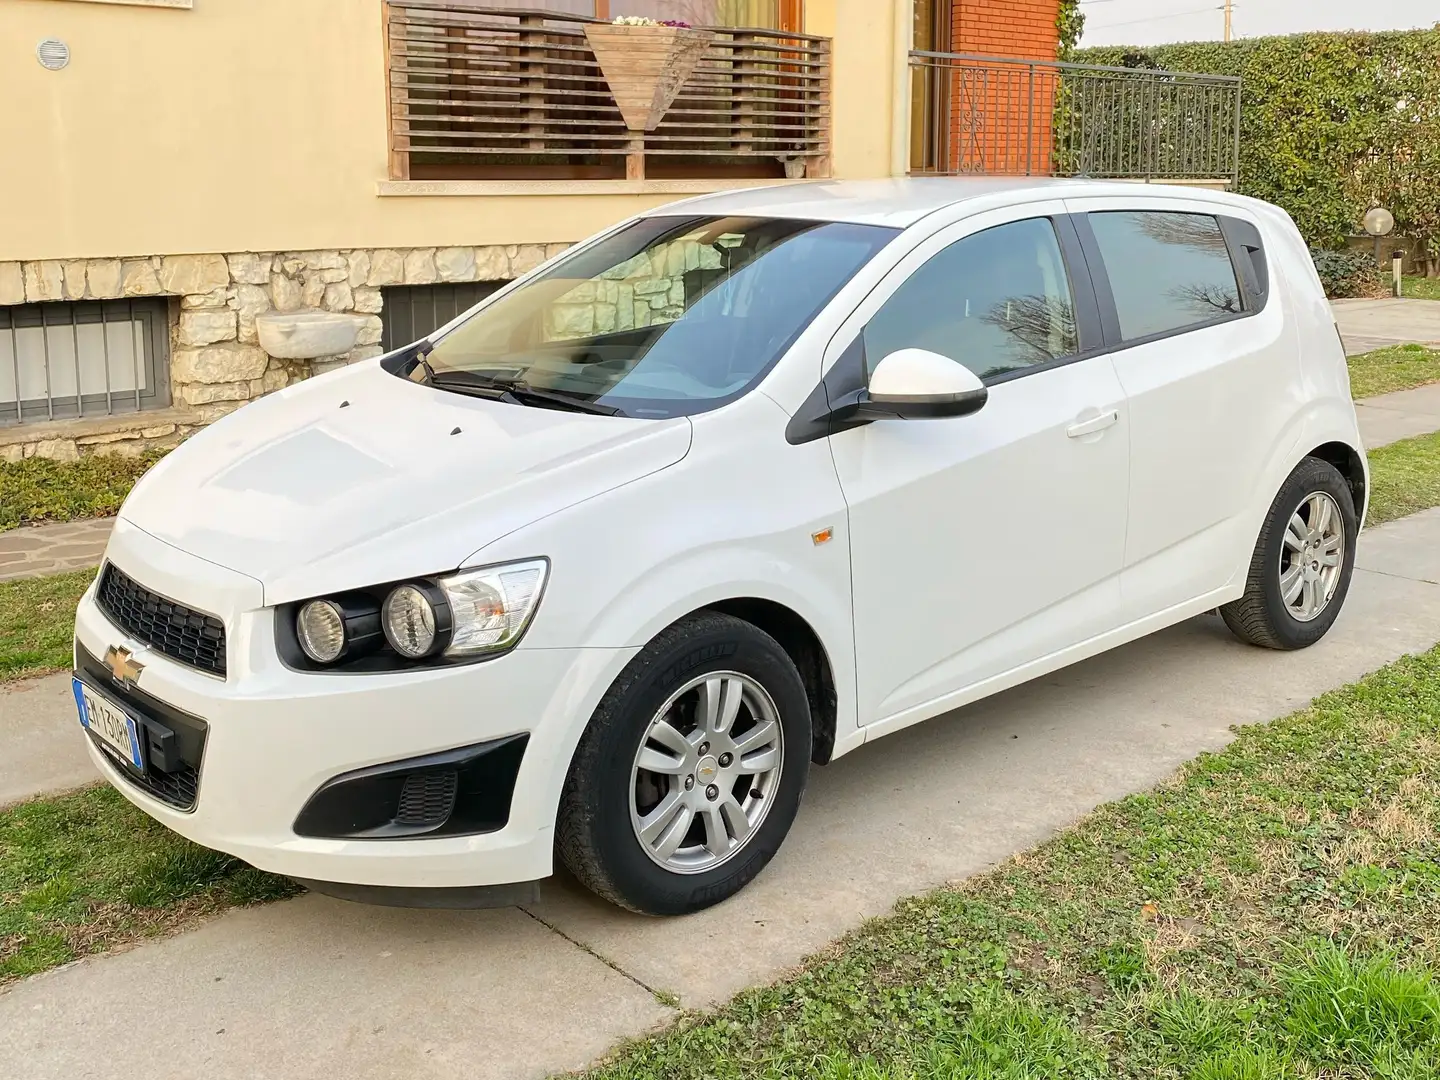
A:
[381,282,508,352]
[0,299,171,426]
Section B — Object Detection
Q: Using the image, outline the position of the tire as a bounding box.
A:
[1221,456,1358,650]
[556,611,812,915]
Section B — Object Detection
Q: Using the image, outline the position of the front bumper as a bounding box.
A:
[76,520,636,889]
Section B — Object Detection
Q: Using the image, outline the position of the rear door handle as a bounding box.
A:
[1066,409,1119,439]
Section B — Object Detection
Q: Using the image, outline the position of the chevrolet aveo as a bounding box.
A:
[74,179,1366,915]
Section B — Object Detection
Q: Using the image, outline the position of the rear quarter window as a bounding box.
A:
[1088,211,1243,342]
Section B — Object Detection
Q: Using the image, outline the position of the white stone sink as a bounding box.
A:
[256,310,365,360]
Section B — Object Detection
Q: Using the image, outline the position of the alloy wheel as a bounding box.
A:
[628,671,784,875]
[1280,491,1345,622]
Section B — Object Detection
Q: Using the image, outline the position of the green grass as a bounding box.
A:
[0,785,298,983]
[0,570,95,683]
[0,451,165,532]
[1367,429,1440,526]
[1403,276,1440,302]
[1348,344,1440,399]
[583,644,1440,1079]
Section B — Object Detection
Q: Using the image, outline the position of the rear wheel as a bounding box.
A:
[556,612,811,915]
[1221,456,1357,650]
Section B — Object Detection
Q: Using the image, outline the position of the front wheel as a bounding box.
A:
[556,612,812,915]
[1221,456,1358,650]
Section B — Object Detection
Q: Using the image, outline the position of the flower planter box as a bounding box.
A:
[583,23,716,133]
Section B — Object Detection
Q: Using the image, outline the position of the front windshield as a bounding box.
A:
[421,215,898,419]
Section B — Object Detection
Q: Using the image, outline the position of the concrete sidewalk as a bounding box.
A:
[0,673,95,806]
[1333,296,1440,356]
[4,507,1440,1080]
[1356,382,1440,449]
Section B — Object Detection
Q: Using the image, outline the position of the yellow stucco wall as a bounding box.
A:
[0,0,900,262]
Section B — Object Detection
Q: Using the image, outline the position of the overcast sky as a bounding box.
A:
[1079,0,1437,47]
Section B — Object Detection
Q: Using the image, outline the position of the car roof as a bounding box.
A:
[645,177,1252,229]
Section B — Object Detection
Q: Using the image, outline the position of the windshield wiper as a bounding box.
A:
[406,349,438,385]
[498,384,621,416]
[428,372,620,416]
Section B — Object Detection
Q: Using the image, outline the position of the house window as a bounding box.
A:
[380,283,509,351]
[0,299,171,426]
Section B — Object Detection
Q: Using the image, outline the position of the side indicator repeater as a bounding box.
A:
[811,527,834,546]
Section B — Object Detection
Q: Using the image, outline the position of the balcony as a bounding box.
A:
[384,1,831,184]
[909,52,1241,186]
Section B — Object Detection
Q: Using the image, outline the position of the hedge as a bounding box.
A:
[1311,248,1385,299]
[1074,29,1440,254]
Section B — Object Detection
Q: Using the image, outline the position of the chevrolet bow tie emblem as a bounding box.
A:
[104,646,144,687]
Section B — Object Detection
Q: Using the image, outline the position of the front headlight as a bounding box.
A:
[282,558,550,672]
[438,559,549,657]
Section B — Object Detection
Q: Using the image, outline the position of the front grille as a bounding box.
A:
[396,771,458,827]
[96,563,227,677]
[99,752,200,811]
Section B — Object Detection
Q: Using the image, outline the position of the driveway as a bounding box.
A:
[1333,296,1440,355]
[5,508,1440,1080]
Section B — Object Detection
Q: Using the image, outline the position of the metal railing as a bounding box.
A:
[385,2,831,181]
[909,52,1241,185]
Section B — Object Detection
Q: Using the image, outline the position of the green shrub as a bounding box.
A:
[1075,29,1440,251]
[0,450,165,531]
[1312,248,1385,299]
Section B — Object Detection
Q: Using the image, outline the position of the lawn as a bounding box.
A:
[0,451,165,532]
[1403,276,1440,302]
[0,570,95,683]
[1348,344,1440,399]
[585,643,1440,1079]
[1367,429,1440,526]
[0,785,297,983]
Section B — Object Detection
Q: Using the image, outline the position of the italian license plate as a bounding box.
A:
[73,678,145,772]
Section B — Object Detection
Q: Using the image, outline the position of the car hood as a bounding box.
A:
[120,362,692,605]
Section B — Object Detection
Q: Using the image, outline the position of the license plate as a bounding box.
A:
[73,678,145,772]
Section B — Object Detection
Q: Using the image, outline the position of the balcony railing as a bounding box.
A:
[385,2,831,182]
[909,52,1241,185]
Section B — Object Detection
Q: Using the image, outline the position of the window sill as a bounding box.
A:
[376,178,808,198]
[0,406,202,448]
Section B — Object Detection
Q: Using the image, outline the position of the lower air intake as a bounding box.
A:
[396,771,458,827]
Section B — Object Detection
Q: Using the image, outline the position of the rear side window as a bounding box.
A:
[1088,211,1242,342]
[863,217,1079,382]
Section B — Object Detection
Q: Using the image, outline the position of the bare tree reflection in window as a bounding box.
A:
[1135,212,1231,254]
[1171,281,1241,320]
[981,293,1078,375]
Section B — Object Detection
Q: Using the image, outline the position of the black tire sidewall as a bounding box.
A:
[577,618,811,915]
[1254,459,1358,648]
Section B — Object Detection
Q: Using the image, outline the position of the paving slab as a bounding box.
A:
[0,895,674,1080]
[1356,381,1440,449]
[1333,297,1440,356]
[0,517,112,583]
[0,672,96,807]
[4,510,1440,1080]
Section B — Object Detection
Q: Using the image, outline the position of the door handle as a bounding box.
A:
[1066,409,1119,439]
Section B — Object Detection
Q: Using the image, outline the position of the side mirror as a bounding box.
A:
[862,348,988,419]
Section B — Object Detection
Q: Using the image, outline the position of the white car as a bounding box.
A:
[73,179,1365,915]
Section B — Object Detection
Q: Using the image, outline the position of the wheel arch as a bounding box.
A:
[1306,440,1369,523]
[702,597,840,766]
